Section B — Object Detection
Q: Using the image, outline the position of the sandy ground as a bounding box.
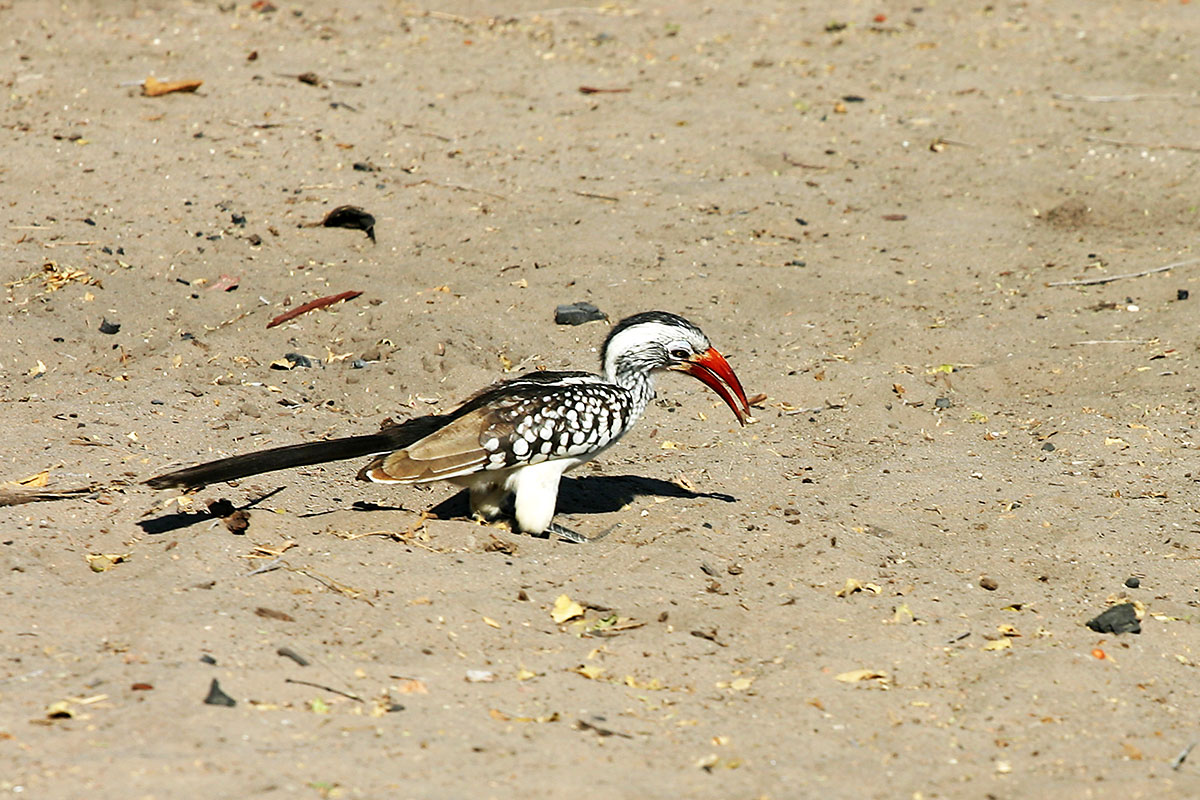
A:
[3,0,1200,797]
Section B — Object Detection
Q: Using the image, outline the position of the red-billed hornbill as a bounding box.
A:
[146,311,750,541]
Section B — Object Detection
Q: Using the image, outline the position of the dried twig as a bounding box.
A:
[267,290,362,329]
[1071,339,1152,346]
[244,556,286,577]
[0,484,99,507]
[781,152,829,169]
[1048,257,1200,287]
[1054,92,1185,102]
[1172,740,1198,770]
[400,122,452,142]
[402,179,508,200]
[291,567,370,603]
[1083,135,1200,153]
[572,190,619,202]
[285,677,364,703]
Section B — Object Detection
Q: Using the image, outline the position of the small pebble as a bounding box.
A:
[1177,289,1189,301]
[1086,603,1141,635]
[98,318,121,335]
[1125,576,1140,589]
[554,301,606,326]
[934,397,951,409]
[203,678,236,707]
[350,358,369,369]
[979,576,999,591]
[1041,442,1056,452]
[284,352,315,368]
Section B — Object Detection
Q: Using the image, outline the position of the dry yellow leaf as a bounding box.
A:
[393,679,428,695]
[571,664,606,681]
[834,669,888,683]
[45,701,75,719]
[729,677,754,691]
[143,76,204,96]
[17,470,50,488]
[516,668,537,681]
[86,553,131,573]
[482,616,501,629]
[490,708,559,724]
[983,638,1012,651]
[997,623,1020,637]
[624,675,664,690]
[551,594,584,623]
[835,578,881,598]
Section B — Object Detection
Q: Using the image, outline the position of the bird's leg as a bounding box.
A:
[467,481,507,522]
[509,461,568,537]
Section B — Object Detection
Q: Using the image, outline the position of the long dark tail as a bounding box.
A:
[145,416,447,490]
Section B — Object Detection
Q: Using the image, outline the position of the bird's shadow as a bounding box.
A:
[137,487,284,535]
[137,474,735,533]
[428,473,736,520]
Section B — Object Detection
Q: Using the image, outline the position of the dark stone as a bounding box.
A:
[1086,602,1141,635]
[554,301,606,325]
[98,318,120,335]
[199,654,217,665]
[1178,289,1189,301]
[223,509,250,535]
[979,576,999,591]
[934,397,951,409]
[284,352,316,368]
[231,213,246,226]
[1125,576,1140,589]
[321,205,375,242]
[1041,442,1056,451]
[276,646,310,666]
[203,678,236,706]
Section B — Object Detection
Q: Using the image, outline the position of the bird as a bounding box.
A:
[146,310,750,542]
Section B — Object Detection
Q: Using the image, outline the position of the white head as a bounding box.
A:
[600,311,750,424]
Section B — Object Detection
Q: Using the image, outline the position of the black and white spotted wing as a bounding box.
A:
[473,373,634,470]
[362,371,639,485]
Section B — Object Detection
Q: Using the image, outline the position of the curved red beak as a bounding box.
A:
[672,347,751,425]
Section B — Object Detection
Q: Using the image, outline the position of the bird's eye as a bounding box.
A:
[669,347,691,360]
